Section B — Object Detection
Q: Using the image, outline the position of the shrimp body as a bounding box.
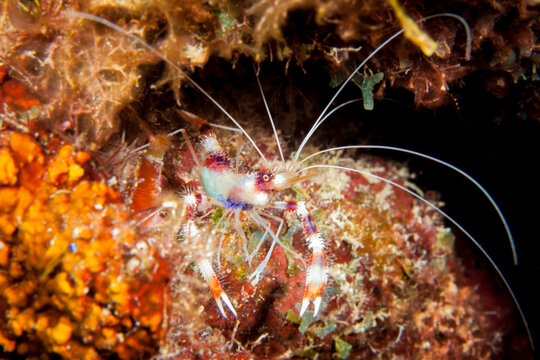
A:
[201,168,273,209]
[178,109,330,317]
[195,112,277,209]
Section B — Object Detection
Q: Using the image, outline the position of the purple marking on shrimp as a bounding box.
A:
[304,215,317,235]
[286,201,297,211]
[206,152,230,168]
[224,198,253,210]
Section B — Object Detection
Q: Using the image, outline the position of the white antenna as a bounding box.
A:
[294,13,471,163]
[299,145,518,265]
[65,10,271,168]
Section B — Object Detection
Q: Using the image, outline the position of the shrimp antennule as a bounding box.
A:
[65,10,271,168]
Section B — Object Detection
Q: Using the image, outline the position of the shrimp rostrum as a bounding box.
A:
[69,10,534,357]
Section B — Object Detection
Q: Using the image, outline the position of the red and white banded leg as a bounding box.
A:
[275,200,329,317]
[197,258,237,319]
[182,193,237,319]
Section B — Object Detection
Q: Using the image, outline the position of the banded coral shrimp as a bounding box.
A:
[64,9,537,359]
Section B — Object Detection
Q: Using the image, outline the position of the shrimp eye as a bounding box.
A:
[256,172,274,192]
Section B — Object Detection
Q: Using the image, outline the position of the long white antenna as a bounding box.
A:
[294,13,471,163]
[299,145,518,265]
[299,163,532,350]
[65,10,271,168]
[254,66,286,167]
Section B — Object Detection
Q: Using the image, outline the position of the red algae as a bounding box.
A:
[0,65,41,114]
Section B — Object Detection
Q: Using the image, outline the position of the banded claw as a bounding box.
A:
[299,247,327,318]
[198,259,237,318]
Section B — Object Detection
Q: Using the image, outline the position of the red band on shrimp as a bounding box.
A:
[285,200,297,211]
[204,152,230,169]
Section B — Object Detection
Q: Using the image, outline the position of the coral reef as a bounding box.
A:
[0,130,168,359]
[0,0,537,359]
[141,122,528,359]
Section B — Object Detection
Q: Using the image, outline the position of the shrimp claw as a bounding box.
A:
[198,259,237,319]
[276,200,329,317]
[300,246,328,318]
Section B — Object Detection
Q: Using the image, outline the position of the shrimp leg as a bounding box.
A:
[182,194,237,318]
[274,201,329,318]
